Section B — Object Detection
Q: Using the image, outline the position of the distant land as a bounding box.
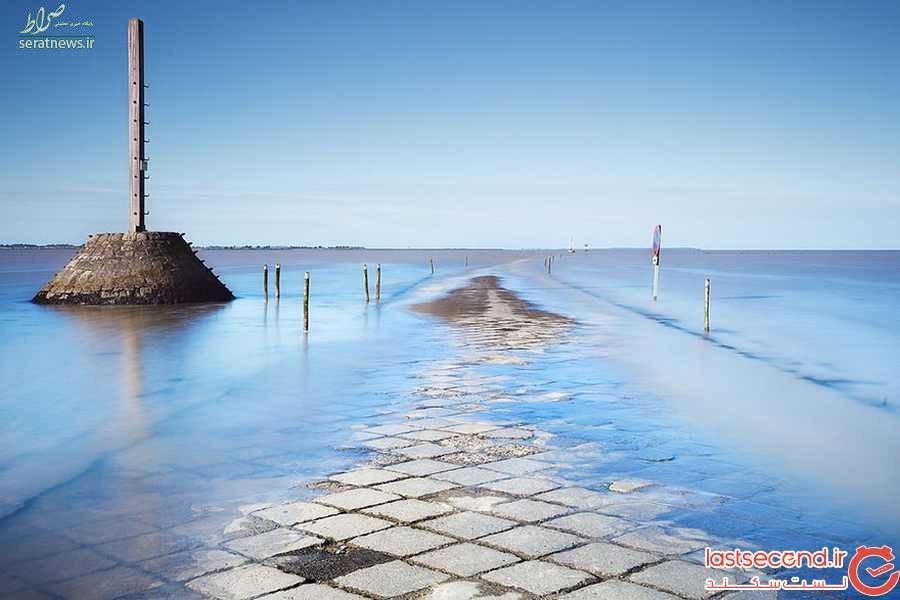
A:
[0,243,365,250]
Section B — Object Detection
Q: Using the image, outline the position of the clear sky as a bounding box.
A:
[2,0,899,248]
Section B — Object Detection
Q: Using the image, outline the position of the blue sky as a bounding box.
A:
[2,0,899,248]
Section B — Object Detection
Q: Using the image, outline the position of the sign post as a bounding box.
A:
[651,225,662,301]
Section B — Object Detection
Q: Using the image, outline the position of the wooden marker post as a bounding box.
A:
[651,225,662,301]
[704,278,711,332]
[430,258,434,275]
[363,264,370,303]
[303,272,310,332]
[275,263,281,298]
[263,264,268,301]
[375,264,381,301]
[465,255,468,267]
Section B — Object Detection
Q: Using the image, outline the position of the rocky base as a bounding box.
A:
[32,232,234,305]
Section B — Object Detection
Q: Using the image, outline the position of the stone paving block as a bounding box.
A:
[443,422,502,435]
[629,559,742,599]
[536,487,615,509]
[411,542,520,576]
[385,459,460,477]
[482,457,549,476]
[362,499,453,523]
[334,559,449,598]
[330,468,407,487]
[366,424,420,436]
[412,417,465,429]
[361,437,415,451]
[549,542,658,577]
[260,583,367,600]
[141,549,248,582]
[375,477,458,498]
[609,478,656,493]
[433,466,506,486]
[315,488,402,511]
[481,525,586,558]
[490,498,570,522]
[400,429,456,442]
[188,564,303,600]
[298,513,393,541]
[480,560,592,595]
[445,493,513,513]
[47,565,163,600]
[544,512,634,538]
[598,501,672,521]
[479,477,560,496]
[96,530,203,562]
[396,443,456,459]
[63,517,159,545]
[484,428,534,440]
[224,528,322,559]
[612,526,708,555]
[15,547,117,585]
[253,502,340,527]
[418,510,517,539]
[351,526,453,557]
[559,580,680,600]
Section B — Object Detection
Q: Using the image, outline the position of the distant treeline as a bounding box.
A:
[1,243,364,250]
[0,243,78,248]
[202,245,365,250]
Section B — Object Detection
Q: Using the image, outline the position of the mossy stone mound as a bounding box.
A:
[33,232,234,305]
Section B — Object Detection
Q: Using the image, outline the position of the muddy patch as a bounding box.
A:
[412,276,572,350]
[272,543,393,581]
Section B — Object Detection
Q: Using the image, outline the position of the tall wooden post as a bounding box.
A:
[704,278,711,332]
[375,264,381,301]
[128,18,146,233]
[303,272,310,332]
[275,263,281,298]
[363,264,370,303]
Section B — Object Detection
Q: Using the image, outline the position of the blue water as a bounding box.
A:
[0,247,897,597]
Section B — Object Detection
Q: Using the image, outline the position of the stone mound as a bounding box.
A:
[32,231,234,305]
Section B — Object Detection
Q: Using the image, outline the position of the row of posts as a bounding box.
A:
[260,257,465,332]
[260,256,712,335]
[542,252,712,334]
[263,263,312,331]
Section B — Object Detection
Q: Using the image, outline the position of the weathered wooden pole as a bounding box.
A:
[303,272,310,332]
[548,255,552,274]
[263,264,268,301]
[363,264,370,302]
[275,263,281,298]
[704,278,711,332]
[465,255,468,267]
[375,264,381,301]
[430,258,434,275]
[128,18,146,233]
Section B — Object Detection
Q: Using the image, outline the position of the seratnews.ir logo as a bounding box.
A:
[18,3,95,50]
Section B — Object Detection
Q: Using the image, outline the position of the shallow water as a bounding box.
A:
[0,247,897,597]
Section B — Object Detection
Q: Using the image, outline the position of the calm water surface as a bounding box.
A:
[0,247,897,596]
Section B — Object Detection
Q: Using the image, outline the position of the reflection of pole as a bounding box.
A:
[704,278,710,332]
[652,263,660,301]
